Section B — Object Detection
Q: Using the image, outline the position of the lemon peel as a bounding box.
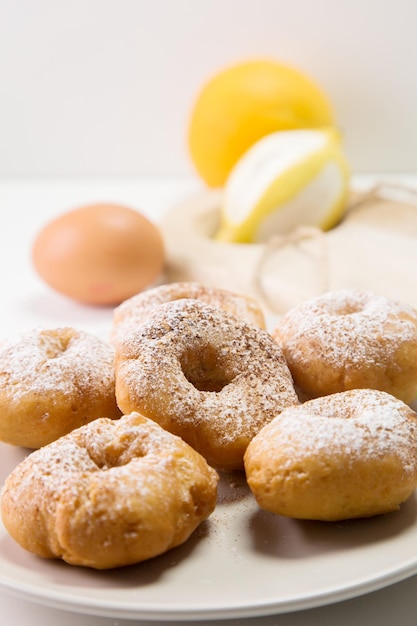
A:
[215,127,350,244]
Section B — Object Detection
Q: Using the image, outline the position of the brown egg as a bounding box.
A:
[32,203,165,305]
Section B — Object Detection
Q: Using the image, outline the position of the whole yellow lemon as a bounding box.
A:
[188,59,335,187]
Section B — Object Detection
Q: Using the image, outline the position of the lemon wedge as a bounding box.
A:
[215,127,350,243]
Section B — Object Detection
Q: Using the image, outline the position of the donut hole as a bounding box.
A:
[40,328,73,359]
[326,293,369,317]
[87,445,147,470]
[331,302,364,316]
[180,345,233,392]
[83,428,151,470]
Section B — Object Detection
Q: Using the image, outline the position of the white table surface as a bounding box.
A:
[1,174,417,626]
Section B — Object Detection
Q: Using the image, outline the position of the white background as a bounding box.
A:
[1,0,417,178]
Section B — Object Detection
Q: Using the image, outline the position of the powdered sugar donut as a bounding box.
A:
[0,327,121,448]
[115,299,298,470]
[244,389,417,521]
[110,281,266,346]
[1,412,218,569]
[272,289,417,403]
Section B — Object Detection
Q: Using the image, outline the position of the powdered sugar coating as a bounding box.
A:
[273,289,417,402]
[0,327,121,448]
[244,389,417,520]
[110,281,266,346]
[1,412,219,569]
[251,389,417,473]
[115,299,298,470]
[0,327,114,401]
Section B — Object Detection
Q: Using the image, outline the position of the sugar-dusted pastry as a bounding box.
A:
[272,289,417,403]
[1,412,218,569]
[115,299,298,470]
[244,389,417,521]
[111,281,266,346]
[0,327,121,448]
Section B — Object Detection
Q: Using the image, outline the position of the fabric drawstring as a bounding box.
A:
[251,182,417,316]
[252,226,329,315]
[346,182,417,215]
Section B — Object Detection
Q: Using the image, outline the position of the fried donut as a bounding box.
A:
[0,327,121,448]
[1,412,218,569]
[272,289,417,403]
[115,299,298,470]
[110,281,266,346]
[244,389,417,521]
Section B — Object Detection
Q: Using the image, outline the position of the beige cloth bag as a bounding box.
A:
[160,184,417,317]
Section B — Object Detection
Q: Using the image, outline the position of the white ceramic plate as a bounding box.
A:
[2,443,417,621]
[2,176,417,620]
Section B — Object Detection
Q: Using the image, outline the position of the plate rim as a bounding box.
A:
[1,535,417,621]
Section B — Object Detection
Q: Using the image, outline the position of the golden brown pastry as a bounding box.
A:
[115,299,298,471]
[272,289,417,403]
[1,412,218,569]
[110,281,266,346]
[0,327,121,448]
[244,389,417,521]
